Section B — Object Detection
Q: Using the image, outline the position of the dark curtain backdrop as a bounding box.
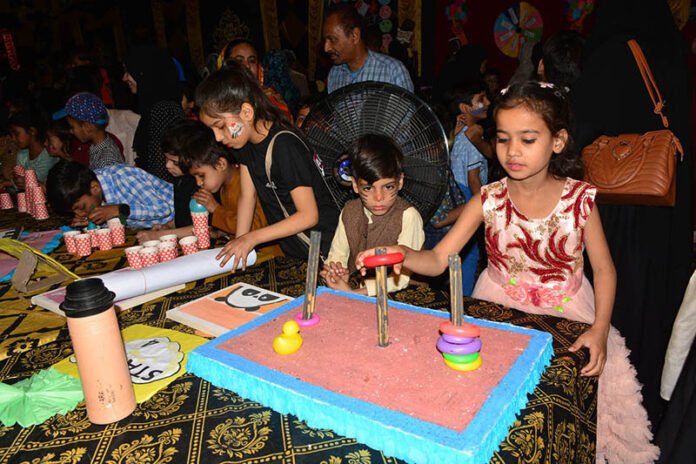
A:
[199,1,265,59]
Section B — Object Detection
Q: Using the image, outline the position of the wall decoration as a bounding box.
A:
[564,0,594,31]
[494,2,543,58]
[210,8,251,53]
[445,0,469,45]
[398,0,422,78]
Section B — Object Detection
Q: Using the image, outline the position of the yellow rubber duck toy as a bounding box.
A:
[273,320,303,355]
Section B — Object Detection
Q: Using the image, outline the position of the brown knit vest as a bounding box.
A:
[343,197,411,272]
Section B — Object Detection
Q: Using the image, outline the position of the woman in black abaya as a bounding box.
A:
[570,0,693,432]
[123,45,185,183]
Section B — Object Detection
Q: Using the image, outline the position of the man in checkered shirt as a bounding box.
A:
[46,161,174,229]
[324,4,413,94]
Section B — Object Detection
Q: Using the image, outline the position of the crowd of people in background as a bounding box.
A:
[1,0,695,462]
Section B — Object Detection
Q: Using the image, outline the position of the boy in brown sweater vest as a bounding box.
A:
[321,134,424,295]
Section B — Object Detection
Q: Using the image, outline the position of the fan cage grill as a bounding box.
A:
[303,82,449,223]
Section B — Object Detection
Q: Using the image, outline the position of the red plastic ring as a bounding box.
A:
[362,252,404,268]
[439,320,481,338]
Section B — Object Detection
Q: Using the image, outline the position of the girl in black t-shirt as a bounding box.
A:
[195,61,339,268]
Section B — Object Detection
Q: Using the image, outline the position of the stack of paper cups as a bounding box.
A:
[24,169,38,188]
[27,186,42,203]
[33,202,49,220]
[74,233,92,257]
[189,199,210,250]
[96,229,113,251]
[86,228,99,248]
[191,212,210,249]
[63,230,80,253]
[0,193,13,209]
[16,192,27,212]
[107,218,126,246]
[124,246,143,269]
[26,185,48,219]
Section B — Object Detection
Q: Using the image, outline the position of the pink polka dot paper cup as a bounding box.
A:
[138,246,159,267]
[107,218,123,229]
[191,211,209,230]
[0,193,13,209]
[13,165,25,177]
[17,192,27,212]
[194,228,210,250]
[74,233,92,257]
[110,226,126,246]
[179,236,198,255]
[107,218,126,245]
[157,241,177,262]
[96,228,113,251]
[24,169,39,188]
[33,202,49,220]
[28,186,45,204]
[142,240,161,249]
[160,234,178,245]
[63,230,80,253]
[124,246,144,269]
[85,228,99,248]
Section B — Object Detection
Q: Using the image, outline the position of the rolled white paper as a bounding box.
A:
[87,248,257,301]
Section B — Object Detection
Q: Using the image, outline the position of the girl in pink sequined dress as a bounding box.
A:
[357,82,658,463]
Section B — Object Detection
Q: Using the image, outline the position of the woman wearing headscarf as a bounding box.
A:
[217,39,293,121]
[123,45,185,182]
[263,50,301,114]
[570,0,693,456]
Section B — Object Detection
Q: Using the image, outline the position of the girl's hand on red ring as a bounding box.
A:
[355,246,406,275]
[362,252,404,268]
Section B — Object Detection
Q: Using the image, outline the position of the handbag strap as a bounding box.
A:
[627,39,669,129]
[265,130,311,247]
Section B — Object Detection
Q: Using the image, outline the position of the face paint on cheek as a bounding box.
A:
[228,122,245,138]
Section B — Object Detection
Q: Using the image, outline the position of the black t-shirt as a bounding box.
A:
[234,123,339,258]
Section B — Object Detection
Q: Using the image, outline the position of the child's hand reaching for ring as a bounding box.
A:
[355,245,407,276]
[320,262,351,291]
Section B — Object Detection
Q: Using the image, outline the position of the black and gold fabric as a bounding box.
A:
[0,209,596,463]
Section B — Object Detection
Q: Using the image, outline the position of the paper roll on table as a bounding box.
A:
[86,248,257,302]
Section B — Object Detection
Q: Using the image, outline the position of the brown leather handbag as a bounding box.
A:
[582,40,684,206]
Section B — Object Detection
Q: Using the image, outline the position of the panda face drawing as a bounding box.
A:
[215,286,282,312]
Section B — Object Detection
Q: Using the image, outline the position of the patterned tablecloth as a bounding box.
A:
[0,209,596,463]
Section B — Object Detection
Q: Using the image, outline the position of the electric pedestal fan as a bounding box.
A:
[302,82,449,223]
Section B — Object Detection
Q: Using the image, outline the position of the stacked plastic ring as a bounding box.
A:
[436,321,482,371]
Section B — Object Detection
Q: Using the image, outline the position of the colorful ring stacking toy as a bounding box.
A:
[362,252,405,268]
[437,321,482,371]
